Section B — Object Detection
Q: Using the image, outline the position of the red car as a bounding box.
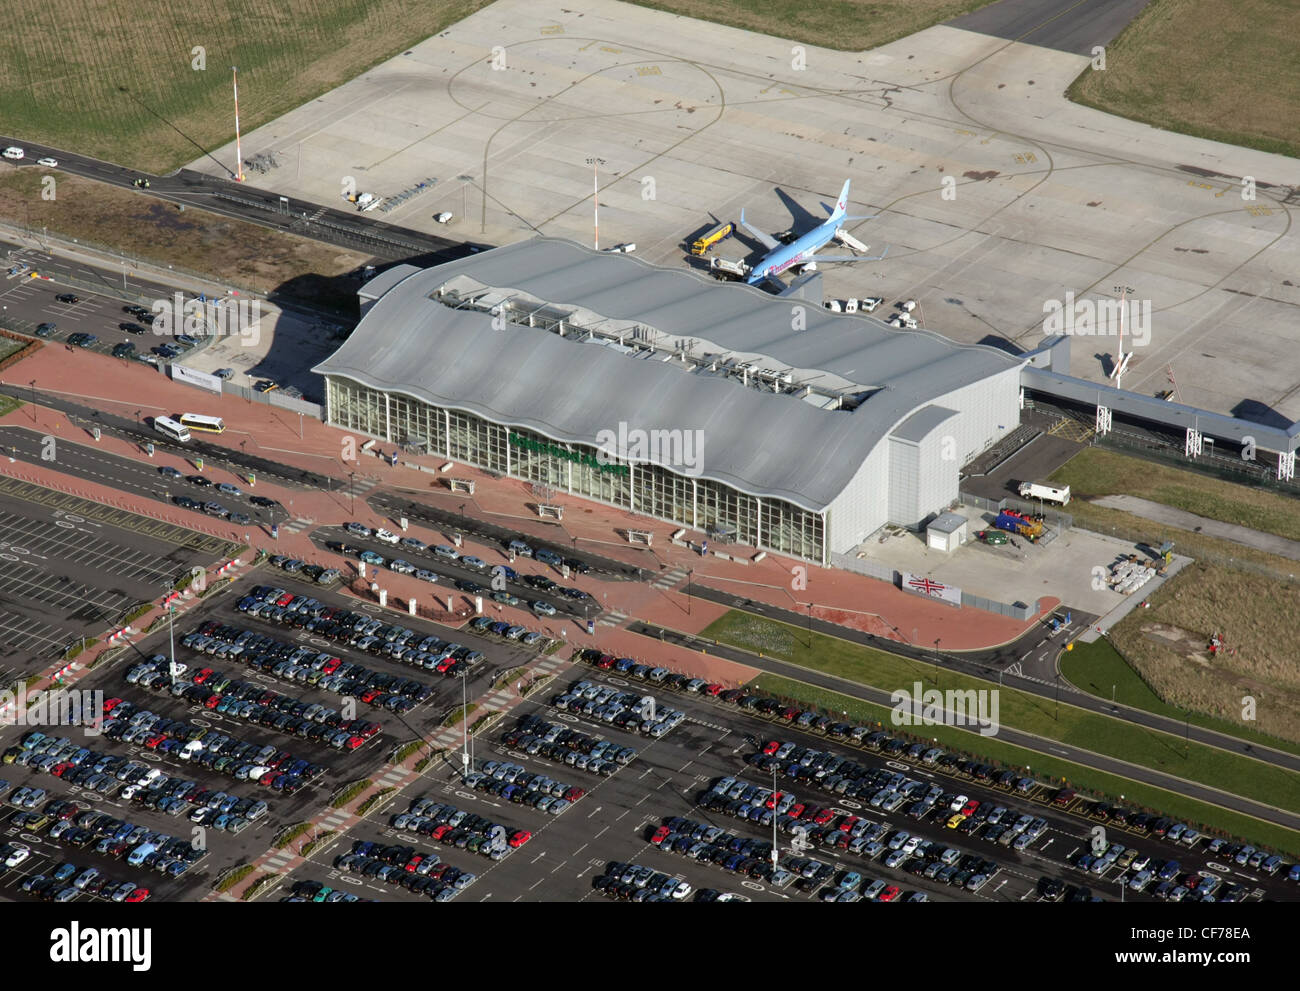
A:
[563,786,586,802]
[961,799,980,818]
[765,791,783,810]
[651,825,671,845]
[346,736,365,750]
[204,694,222,709]
[124,887,151,903]
[812,807,834,825]
[259,771,277,786]
[435,658,454,674]
[838,815,860,833]
[321,658,342,675]
[788,803,806,819]
[197,620,221,634]
[405,855,423,873]
[275,592,294,607]
[193,668,215,685]
[144,733,167,749]
[508,830,531,848]
[762,740,780,756]
[360,688,381,703]
[102,697,124,714]
[596,654,616,669]
[704,684,723,697]
[51,762,74,777]
[430,825,451,841]
[878,885,900,902]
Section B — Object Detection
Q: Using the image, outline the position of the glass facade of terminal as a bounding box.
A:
[326,376,825,560]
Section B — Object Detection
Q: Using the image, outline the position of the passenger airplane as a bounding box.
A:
[739,180,887,287]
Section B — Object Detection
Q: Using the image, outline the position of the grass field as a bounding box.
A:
[630,0,994,49]
[1061,638,1300,755]
[1051,447,1300,744]
[0,171,367,313]
[1068,0,1300,159]
[0,0,492,174]
[702,610,1300,815]
[752,672,1300,857]
[1053,447,1300,544]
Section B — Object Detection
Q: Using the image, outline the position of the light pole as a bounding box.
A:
[585,157,607,250]
[933,638,941,683]
[349,471,355,515]
[29,380,36,423]
[771,763,779,875]
[687,569,692,615]
[459,669,469,777]
[806,603,813,648]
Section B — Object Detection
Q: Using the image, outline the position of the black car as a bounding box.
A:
[523,574,556,591]
[119,322,147,335]
[188,475,211,487]
[112,342,135,358]
[67,332,97,347]
[173,497,202,510]
[158,466,182,479]
[325,541,360,554]
[455,580,485,594]
[249,496,280,508]
[564,557,591,574]
[35,322,56,338]
[230,512,252,526]
[55,293,80,304]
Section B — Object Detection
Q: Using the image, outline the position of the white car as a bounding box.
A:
[374,528,400,545]
[36,157,58,167]
[604,242,636,253]
[2,843,30,868]
[433,212,453,224]
[860,296,883,312]
[2,147,24,161]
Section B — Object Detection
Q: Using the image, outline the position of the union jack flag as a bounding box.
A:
[907,576,946,596]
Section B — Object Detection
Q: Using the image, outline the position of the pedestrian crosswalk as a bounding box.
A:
[597,609,628,628]
[651,567,689,591]
[279,517,315,535]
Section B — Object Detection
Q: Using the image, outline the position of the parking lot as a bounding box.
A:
[0,560,563,903]
[404,658,1295,903]
[0,487,230,664]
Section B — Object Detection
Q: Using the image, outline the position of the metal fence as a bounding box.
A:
[2,218,272,298]
[829,552,895,583]
[959,591,1034,621]
[220,380,322,418]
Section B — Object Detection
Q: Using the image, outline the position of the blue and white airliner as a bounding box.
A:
[739,179,887,287]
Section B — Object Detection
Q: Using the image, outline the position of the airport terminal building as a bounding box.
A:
[314,238,1025,565]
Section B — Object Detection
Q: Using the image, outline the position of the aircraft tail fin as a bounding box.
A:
[829,179,851,222]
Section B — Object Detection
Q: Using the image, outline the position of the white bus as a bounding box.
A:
[177,413,225,434]
[153,416,192,443]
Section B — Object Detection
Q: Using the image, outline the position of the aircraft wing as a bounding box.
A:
[738,209,780,251]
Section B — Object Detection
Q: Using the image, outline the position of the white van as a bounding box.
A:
[2,147,24,161]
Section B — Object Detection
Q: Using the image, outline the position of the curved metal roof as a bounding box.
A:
[314,237,1022,510]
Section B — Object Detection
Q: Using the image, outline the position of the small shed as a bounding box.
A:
[926,512,968,553]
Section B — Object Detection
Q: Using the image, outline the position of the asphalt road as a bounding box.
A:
[0,424,292,531]
[0,140,472,264]
[627,613,1300,835]
[948,0,1155,55]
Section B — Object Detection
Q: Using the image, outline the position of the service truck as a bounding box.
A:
[1018,481,1070,505]
[691,222,734,256]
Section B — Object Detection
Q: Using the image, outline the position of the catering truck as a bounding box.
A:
[1018,481,1070,505]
